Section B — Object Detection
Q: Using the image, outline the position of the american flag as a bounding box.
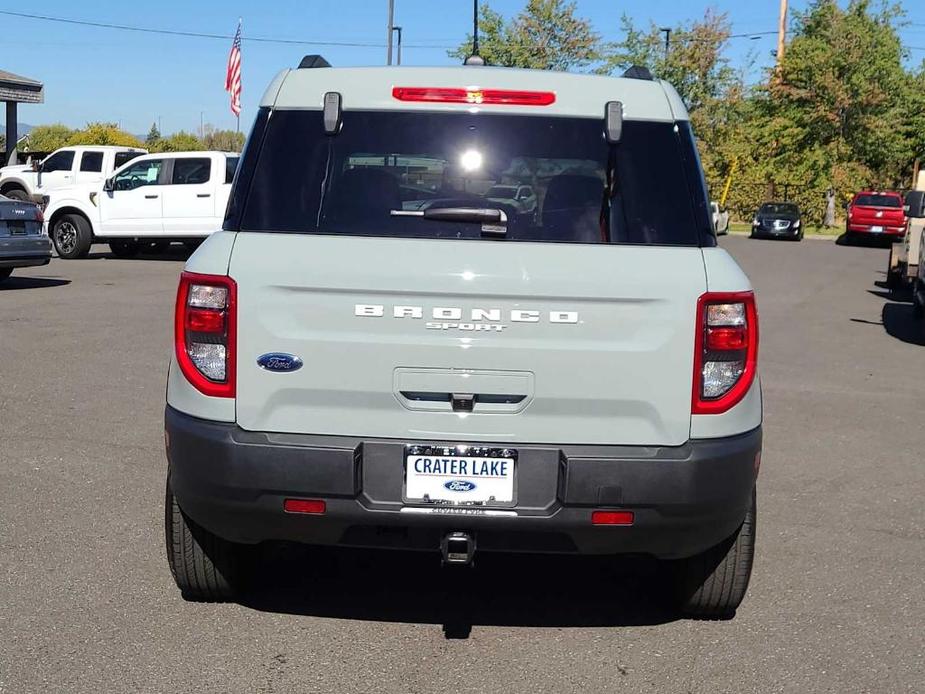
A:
[225,21,242,117]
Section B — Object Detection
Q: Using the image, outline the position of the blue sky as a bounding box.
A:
[1,0,922,136]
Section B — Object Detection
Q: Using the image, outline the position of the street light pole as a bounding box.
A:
[386,0,395,65]
[393,26,403,65]
[660,27,671,62]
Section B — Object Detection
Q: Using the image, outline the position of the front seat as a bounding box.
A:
[326,168,402,227]
[541,174,604,243]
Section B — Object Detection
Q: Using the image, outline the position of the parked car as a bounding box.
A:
[0,146,145,202]
[846,191,906,243]
[163,59,762,618]
[485,184,538,218]
[886,190,925,291]
[43,151,239,259]
[711,201,729,235]
[0,194,51,283]
[750,202,803,240]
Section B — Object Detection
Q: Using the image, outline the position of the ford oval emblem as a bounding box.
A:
[444,480,476,493]
[256,353,303,372]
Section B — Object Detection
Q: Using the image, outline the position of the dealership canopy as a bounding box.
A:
[1,69,44,165]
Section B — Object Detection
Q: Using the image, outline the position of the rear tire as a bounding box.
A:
[3,188,28,201]
[165,480,242,602]
[52,214,93,259]
[109,241,140,258]
[0,268,12,283]
[672,489,756,619]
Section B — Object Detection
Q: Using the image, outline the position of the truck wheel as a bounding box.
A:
[672,489,756,619]
[165,480,241,602]
[52,214,93,259]
[0,268,12,283]
[3,188,28,201]
[109,241,140,258]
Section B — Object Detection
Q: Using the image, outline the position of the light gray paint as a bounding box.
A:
[229,233,706,446]
[266,66,688,122]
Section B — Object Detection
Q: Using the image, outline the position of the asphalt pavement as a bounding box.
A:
[1,236,923,693]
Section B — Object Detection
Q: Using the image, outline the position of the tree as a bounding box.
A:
[146,122,162,146]
[149,131,203,153]
[66,122,144,147]
[201,124,245,152]
[23,124,75,152]
[449,0,601,71]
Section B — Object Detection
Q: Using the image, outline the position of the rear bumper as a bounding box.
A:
[847,223,905,238]
[0,236,52,268]
[165,406,761,560]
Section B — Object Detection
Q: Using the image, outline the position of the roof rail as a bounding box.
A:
[622,65,653,81]
[298,55,332,69]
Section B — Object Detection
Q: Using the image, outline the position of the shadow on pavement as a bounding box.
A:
[0,276,71,291]
[867,288,911,303]
[881,303,925,346]
[835,233,895,248]
[239,545,679,636]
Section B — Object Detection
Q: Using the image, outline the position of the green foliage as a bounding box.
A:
[66,123,144,148]
[148,131,203,153]
[23,124,75,152]
[201,125,244,152]
[449,0,601,71]
[146,122,162,145]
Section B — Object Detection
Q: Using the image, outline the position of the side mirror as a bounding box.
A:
[32,160,41,172]
[904,205,911,214]
[103,178,114,193]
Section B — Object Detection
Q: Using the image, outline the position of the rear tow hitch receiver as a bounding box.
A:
[441,531,476,566]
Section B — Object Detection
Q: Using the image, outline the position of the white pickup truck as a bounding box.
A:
[0,145,146,202]
[43,151,239,258]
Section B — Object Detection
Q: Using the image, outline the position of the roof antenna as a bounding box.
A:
[464,0,485,65]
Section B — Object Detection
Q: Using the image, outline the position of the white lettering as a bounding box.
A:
[433,307,462,320]
[470,308,502,322]
[550,311,579,324]
[355,304,384,317]
[511,310,540,323]
[393,306,423,319]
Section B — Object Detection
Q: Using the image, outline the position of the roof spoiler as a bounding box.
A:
[622,65,653,81]
[298,55,332,69]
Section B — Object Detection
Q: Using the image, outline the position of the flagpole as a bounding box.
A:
[238,17,242,133]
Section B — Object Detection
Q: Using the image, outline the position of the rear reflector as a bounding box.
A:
[592,510,634,526]
[185,307,225,334]
[284,499,326,515]
[392,86,556,106]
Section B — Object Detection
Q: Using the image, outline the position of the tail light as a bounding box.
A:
[174,271,236,398]
[392,87,556,106]
[692,291,758,414]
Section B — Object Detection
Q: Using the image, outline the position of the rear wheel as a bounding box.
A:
[165,480,243,602]
[0,268,12,283]
[3,188,28,201]
[52,214,93,259]
[671,489,756,619]
[109,241,140,258]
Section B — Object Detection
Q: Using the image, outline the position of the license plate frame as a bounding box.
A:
[402,445,518,508]
[6,221,26,235]
[870,225,884,233]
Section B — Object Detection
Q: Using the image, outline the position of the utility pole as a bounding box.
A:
[659,27,671,62]
[200,111,204,139]
[386,0,395,65]
[776,0,788,67]
[393,26,403,65]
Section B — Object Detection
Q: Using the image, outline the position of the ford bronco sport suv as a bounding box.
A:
[165,59,762,618]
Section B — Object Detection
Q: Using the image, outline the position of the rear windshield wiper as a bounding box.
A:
[391,207,508,236]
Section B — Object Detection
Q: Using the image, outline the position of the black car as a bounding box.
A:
[0,194,52,283]
[750,202,803,241]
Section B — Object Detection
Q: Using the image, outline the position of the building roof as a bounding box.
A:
[0,69,44,104]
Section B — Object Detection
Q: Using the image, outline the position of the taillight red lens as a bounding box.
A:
[174,272,236,398]
[692,291,758,415]
[392,86,556,106]
[185,308,225,334]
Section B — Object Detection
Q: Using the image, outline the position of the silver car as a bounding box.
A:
[0,195,51,283]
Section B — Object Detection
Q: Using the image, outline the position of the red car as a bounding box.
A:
[846,191,907,242]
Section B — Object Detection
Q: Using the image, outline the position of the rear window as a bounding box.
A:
[233,109,711,246]
[114,151,142,168]
[854,194,901,208]
[759,203,799,215]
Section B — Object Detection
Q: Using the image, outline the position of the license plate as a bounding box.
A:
[6,221,26,235]
[871,226,884,233]
[404,445,516,506]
